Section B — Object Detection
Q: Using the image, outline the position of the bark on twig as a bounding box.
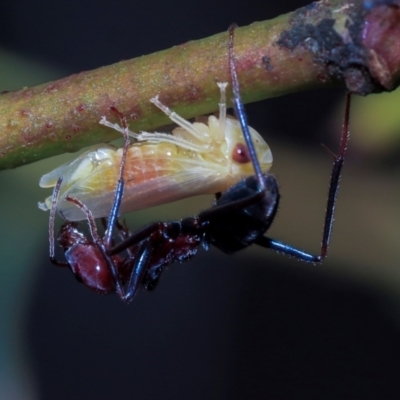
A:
[0,0,399,169]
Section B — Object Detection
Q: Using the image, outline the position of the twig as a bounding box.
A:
[0,0,399,169]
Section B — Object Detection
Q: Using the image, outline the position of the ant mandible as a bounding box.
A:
[49,24,351,302]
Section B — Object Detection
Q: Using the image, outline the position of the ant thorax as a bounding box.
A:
[39,82,272,221]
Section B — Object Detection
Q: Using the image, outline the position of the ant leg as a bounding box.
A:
[104,107,131,248]
[107,221,164,256]
[228,24,265,191]
[198,26,271,224]
[122,239,153,302]
[255,236,320,262]
[100,217,131,252]
[108,221,176,300]
[318,92,351,258]
[199,189,265,221]
[255,92,352,263]
[49,177,68,267]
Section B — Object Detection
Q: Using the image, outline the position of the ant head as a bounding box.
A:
[66,241,117,294]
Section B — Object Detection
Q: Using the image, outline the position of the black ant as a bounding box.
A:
[49,25,351,303]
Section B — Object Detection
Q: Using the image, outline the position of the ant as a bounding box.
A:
[49,25,351,302]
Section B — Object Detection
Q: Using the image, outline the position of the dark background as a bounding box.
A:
[1,0,400,399]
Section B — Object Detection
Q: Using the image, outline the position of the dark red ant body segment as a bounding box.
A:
[49,106,133,298]
[57,221,113,292]
[49,25,351,303]
[51,195,130,294]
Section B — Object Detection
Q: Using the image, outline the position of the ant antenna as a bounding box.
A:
[228,24,265,191]
[104,107,131,247]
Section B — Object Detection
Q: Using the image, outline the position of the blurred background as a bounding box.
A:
[1,0,400,399]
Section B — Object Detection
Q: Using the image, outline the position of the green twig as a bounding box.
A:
[0,0,399,169]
